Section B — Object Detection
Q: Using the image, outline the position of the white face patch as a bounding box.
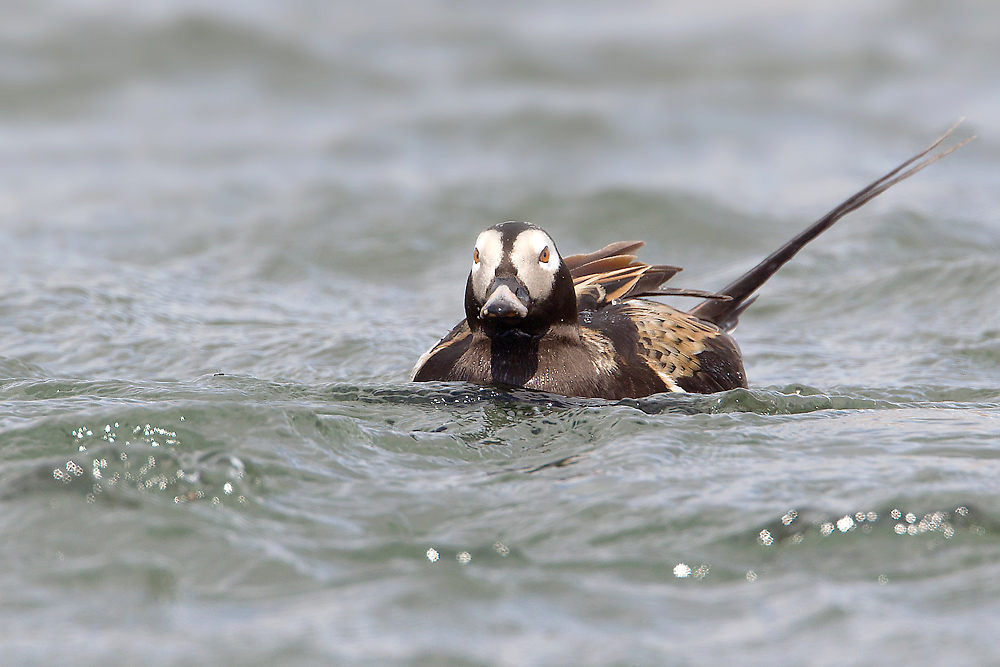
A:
[510,228,559,301]
[471,229,503,302]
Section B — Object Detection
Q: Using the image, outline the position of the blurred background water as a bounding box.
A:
[1,1,999,664]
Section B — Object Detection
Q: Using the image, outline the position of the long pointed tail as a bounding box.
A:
[689,121,973,331]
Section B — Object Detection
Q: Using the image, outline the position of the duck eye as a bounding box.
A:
[473,248,480,264]
[539,246,550,263]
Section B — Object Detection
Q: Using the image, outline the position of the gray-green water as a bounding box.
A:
[2,1,1000,664]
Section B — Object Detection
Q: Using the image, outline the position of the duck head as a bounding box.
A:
[464,221,578,338]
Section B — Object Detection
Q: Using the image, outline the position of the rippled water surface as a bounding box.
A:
[3,1,1000,664]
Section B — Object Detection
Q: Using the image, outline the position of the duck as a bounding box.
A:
[410,125,969,399]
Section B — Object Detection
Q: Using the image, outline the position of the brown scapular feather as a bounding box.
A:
[563,241,646,272]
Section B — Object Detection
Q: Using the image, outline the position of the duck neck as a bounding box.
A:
[480,322,583,388]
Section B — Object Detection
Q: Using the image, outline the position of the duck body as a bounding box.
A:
[411,220,747,399]
[411,127,968,399]
[412,300,746,399]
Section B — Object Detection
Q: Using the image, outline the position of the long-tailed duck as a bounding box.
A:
[411,125,969,399]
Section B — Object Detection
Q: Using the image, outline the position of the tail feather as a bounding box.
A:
[689,121,973,331]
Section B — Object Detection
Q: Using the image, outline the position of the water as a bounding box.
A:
[2,1,1000,664]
